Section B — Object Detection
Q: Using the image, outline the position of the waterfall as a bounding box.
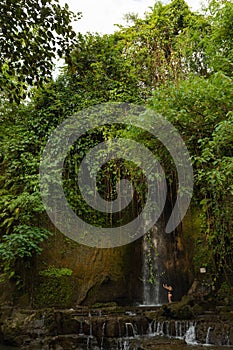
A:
[142,226,161,305]
[78,319,84,335]
[125,322,137,338]
[36,313,45,339]
[184,322,198,345]
[165,321,170,337]
[100,322,106,350]
[175,321,179,338]
[147,321,154,335]
[123,340,130,350]
[86,313,93,350]
[155,321,164,336]
[115,323,137,350]
[175,320,186,339]
[89,320,93,337]
[40,314,45,327]
[149,320,197,341]
[205,326,212,345]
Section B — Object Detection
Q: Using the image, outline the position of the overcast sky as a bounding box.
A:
[60,0,204,34]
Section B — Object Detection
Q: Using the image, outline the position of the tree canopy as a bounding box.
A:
[0,0,81,102]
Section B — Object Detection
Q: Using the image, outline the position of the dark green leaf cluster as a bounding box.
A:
[0,0,81,102]
[0,225,52,261]
[150,73,233,285]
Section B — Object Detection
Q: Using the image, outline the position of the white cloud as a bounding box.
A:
[60,0,203,34]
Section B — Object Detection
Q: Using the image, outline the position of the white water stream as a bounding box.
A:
[142,226,161,305]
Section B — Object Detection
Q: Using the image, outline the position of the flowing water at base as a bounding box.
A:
[116,337,233,350]
[162,346,233,350]
[0,342,232,349]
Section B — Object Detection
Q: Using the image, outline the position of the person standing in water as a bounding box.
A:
[163,283,173,303]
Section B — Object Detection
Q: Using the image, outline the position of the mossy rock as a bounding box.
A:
[177,304,194,319]
[33,275,75,308]
[191,303,203,316]
[144,309,164,320]
[91,302,118,308]
[162,299,194,319]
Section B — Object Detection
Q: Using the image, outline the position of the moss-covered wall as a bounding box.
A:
[0,206,200,308]
[30,231,143,307]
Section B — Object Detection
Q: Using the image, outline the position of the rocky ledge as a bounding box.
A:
[0,300,232,349]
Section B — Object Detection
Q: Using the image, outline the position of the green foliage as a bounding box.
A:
[0,0,81,102]
[0,225,52,281]
[116,0,194,92]
[149,73,233,155]
[0,94,54,280]
[39,266,73,277]
[67,32,144,105]
[150,71,233,285]
[206,0,233,76]
[1,0,233,296]
[216,282,233,305]
[0,225,52,261]
[176,0,233,77]
[34,275,74,308]
[63,127,148,229]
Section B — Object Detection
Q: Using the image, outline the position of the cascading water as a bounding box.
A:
[125,323,138,338]
[100,322,106,350]
[78,319,84,335]
[205,326,212,345]
[184,322,198,345]
[142,220,168,306]
[142,226,161,305]
[155,321,164,336]
[148,320,198,343]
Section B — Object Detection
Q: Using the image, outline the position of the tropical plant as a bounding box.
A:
[0,0,81,102]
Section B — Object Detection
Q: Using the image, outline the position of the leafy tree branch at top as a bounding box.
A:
[0,0,81,102]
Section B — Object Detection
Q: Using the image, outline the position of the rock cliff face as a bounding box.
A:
[33,206,195,307]
[0,206,197,308]
[148,217,193,304]
[33,232,144,307]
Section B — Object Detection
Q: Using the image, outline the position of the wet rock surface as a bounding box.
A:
[0,304,233,349]
[129,337,186,350]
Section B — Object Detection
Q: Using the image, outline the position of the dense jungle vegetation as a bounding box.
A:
[0,0,232,297]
